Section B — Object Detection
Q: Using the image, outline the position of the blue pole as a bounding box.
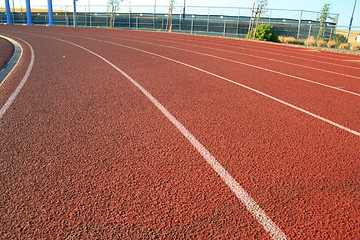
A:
[25,0,34,25]
[47,0,55,26]
[73,0,77,27]
[5,0,14,24]
[347,0,357,40]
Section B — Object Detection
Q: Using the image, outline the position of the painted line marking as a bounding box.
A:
[344,59,360,62]
[0,38,34,120]
[0,35,23,86]
[51,31,359,96]
[155,34,360,70]
[105,35,360,83]
[50,36,289,240]
[50,34,359,136]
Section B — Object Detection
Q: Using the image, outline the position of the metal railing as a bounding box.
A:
[0,4,350,41]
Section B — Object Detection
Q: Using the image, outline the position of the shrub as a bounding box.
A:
[284,37,305,45]
[305,37,317,46]
[339,43,350,49]
[285,37,297,43]
[331,34,348,43]
[278,36,286,43]
[327,40,337,48]
[317,39,327,47]
[350,43,360,51]
[246,24,279,42]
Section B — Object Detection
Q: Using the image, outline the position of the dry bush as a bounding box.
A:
[278,36,286,43]
[283,36,296,43]
[305,37,317,46]
[327,40,337,48]
[317,39,327,47]
[282,37,305,45]
[350,43,360,51]
[339,43,350,49]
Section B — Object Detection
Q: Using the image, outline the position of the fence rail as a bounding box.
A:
[1,4,358,42]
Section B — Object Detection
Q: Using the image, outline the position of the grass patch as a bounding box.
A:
[317,39,327,47]
[350,43,360,51]
[283,37,305,45]
[327,40,337,48]
[339,43,350,49]
[305,37,317,46]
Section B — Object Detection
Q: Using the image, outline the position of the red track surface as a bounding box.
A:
[0,25,359,239]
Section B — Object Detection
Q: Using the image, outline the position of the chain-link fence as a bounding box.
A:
[0,4,351,41]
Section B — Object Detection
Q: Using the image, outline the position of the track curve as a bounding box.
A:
[0,25,359,239]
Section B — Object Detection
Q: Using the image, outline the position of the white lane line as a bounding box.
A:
[155,35,360,70]
[124,36,360,80]
[59,32,360,97]
[206,37,360,61]
[57,35,359,136]
[49,36,289,240]
[0,38,34,120]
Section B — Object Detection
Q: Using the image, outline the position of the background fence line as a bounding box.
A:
[1,4,359,42]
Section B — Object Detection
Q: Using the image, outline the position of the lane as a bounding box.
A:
[21,27,360,239]
[99,34,360,93]
[1,26,359,239]
[237,39,360,61]
[11,27,360,88]
[145,31,360,70]
[35,28,360,132]
[113,32,360,79]
[181,32,360,62]
[0,29,276,239]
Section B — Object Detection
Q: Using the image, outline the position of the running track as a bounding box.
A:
[0,25,359,239]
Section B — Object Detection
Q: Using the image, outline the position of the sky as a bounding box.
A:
[2,0,359,27]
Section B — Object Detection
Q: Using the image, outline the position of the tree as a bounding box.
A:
[248,0,268,39]
[107,0,123,28]
[166,0,175,32]
[317,3,334,39]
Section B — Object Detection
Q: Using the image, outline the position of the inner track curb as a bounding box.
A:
[0,35,22,86]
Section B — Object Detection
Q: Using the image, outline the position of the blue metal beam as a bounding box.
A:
[25,0,34,25]
[47,0,55,26]
[5,0,14,24]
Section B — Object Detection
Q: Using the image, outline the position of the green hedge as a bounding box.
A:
[247,24,279,42]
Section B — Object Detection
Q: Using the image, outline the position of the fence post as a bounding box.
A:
[308,24,312,39]
[73,0,77,27]
[191,18,194,34]
[223,19,226,37]
[329,28,333,41]
[128,6,131,28]
[207,6,210,32]
[153,3,156,29]
[84,6,87,27]
[297,10,303,39]
[236,8,240,35]
[179,15,182,30]
[136,17,138,30]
